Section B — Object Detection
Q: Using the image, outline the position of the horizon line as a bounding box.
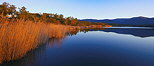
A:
[78,16,154,20]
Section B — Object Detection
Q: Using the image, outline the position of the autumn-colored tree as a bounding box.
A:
[18,6,29,20]
[71,18,78,26]
[0,2,11,17]
[0,2,108,26]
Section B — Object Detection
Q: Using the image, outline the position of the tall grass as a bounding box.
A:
[0,18,66,63]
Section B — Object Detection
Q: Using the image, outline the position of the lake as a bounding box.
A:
[1,27,154,66]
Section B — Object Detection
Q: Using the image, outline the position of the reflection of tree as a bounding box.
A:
[89,28,107,31]
[67,28,107,36]
[80,29,89,33]
[67,30,80,36]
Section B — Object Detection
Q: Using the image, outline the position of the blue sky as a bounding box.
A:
[0,0,154,19]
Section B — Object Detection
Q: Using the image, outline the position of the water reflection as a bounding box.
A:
[67,27,154,38]
[47,38,66,48]
[0,38,66,66]
[1,27,154,66]
[67,29,106,36]
[67,29,90,36]
[90,28,154,38]
[0,44,46,66]
[65,27,154,38]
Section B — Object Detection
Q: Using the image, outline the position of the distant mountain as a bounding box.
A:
[81,16,154,26]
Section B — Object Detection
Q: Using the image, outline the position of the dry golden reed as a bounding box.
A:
[0,18,66,63]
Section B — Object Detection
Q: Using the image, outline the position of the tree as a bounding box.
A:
[18,6,29,19]
[8,5,17,18]
[0,2,109,27]
[71,18,78,26]
[0,2,10,17]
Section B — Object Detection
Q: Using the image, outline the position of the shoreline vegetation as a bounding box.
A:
[0,18,67,63]
[0,2,112,63]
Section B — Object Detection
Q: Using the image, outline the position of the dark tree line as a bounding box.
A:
[0,2,108,26]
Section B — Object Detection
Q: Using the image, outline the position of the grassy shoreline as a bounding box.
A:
[0,2,112,63]
[0,18,111,63]
[0,18,67,63]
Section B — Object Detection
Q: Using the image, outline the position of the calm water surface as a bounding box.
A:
[1,27,154,66]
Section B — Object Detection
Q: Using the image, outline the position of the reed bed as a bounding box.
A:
[0,18,67,63]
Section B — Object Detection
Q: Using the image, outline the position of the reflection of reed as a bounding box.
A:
[46,38,66,48]
[0,37,66,65]
[0,44,47,66]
